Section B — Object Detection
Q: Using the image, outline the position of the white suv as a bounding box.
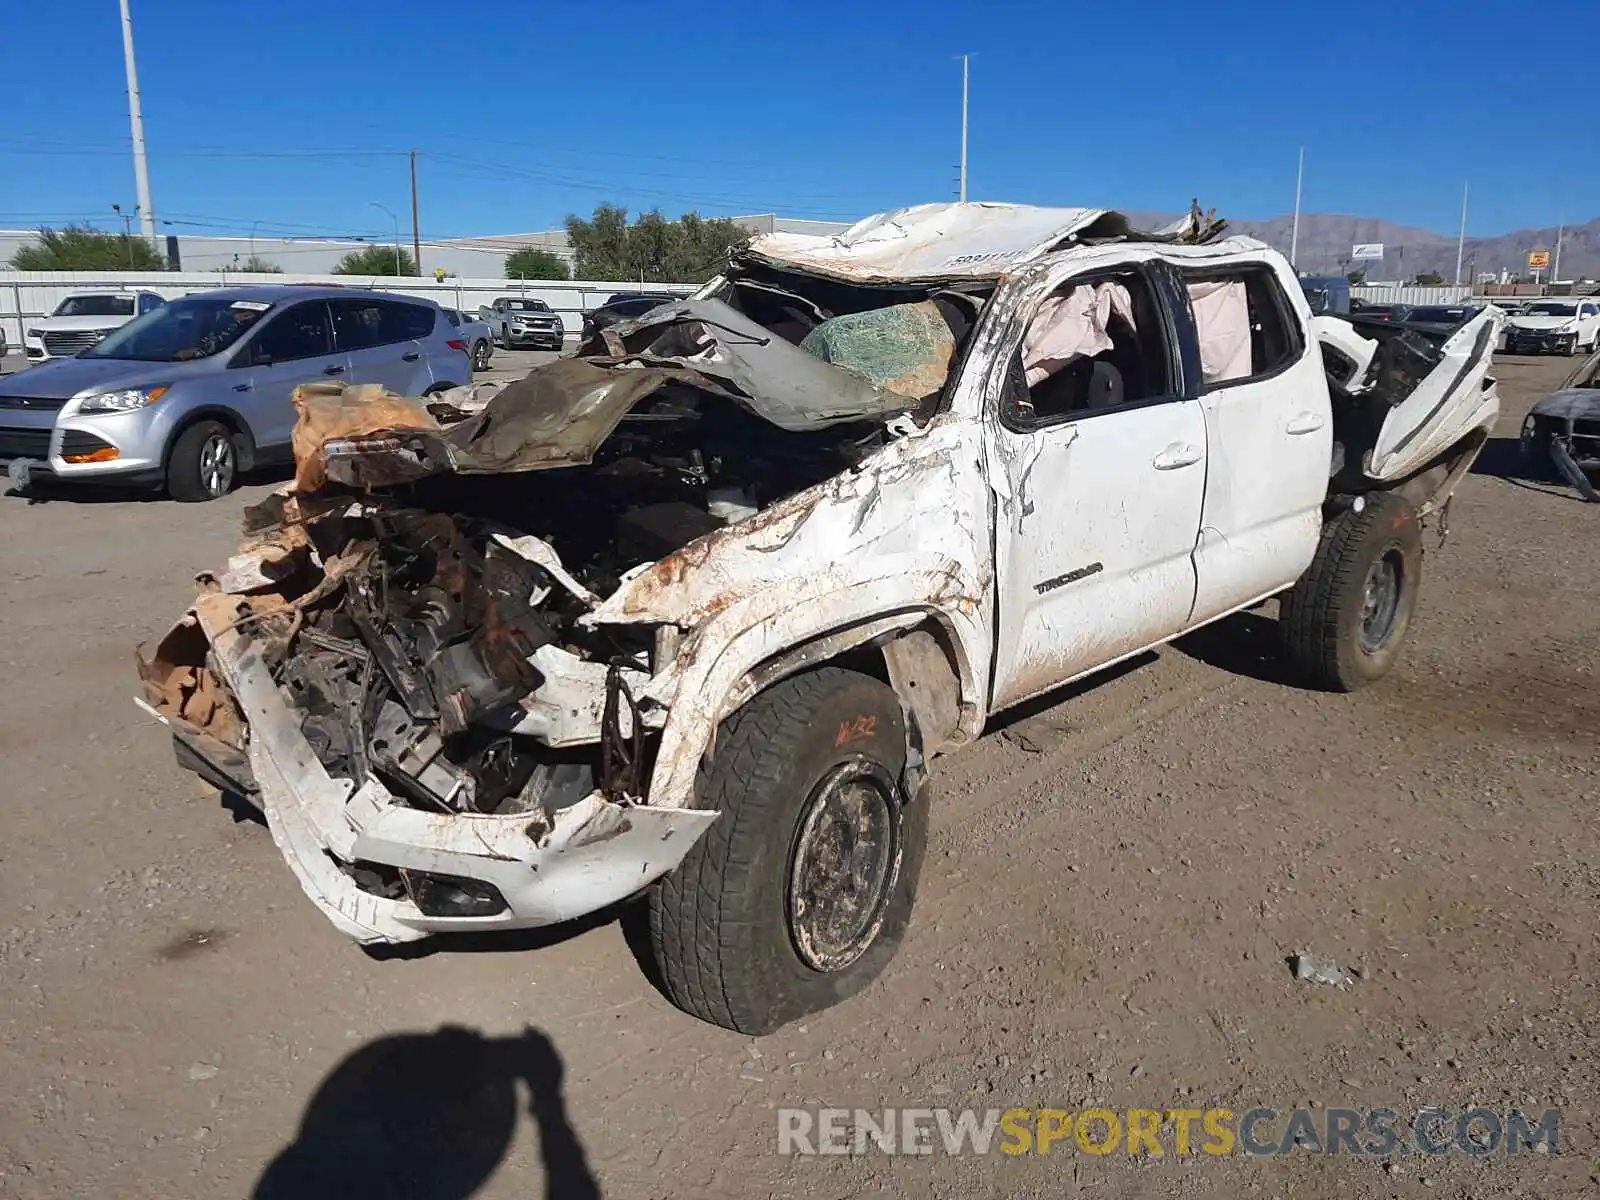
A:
[1504,298,1600,355]
[25,291,166,361]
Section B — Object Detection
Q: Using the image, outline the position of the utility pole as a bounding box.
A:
[1454,182,1468,286]
[117,0,157,245]
[1553,219,1565,283]
[959,54,969,204]
[1289,146,1304,270]
[410,149,422,276]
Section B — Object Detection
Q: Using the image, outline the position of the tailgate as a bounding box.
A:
[1367,308,1503,482]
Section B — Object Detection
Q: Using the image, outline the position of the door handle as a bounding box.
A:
[322,364,346,376]
[1152,442,1203,470]
[402,352,420,362]
[232,381,252,392]
[1286,412,1327,435]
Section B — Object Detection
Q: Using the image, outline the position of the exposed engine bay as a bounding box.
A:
[139,263,982,850]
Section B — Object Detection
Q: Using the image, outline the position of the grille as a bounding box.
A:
[0,395,67,411]
[0,427,52,459]
[60,431,115,458]
[41,329,109,356]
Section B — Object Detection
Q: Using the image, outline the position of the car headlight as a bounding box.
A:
[26,328,41,338]
[76,384,170,413]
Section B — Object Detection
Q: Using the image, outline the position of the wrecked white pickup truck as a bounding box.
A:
[137,202,1503,1034]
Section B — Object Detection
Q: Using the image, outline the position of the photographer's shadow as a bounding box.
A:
[253,1025,600,1200]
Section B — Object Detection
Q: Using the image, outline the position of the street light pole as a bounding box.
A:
[117,0,157,245]
[368,201,401,275]
[1289,145,1304,270]
[959,54,970,204]
[1454,182,1468,286]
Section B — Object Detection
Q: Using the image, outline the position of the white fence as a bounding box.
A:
[0,270,699,347]
[1351,284,1472,307]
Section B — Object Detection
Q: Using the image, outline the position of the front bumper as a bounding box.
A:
[0,408,168,486]
[1505,332,1576,354]
[505,325,565,347]
[163,600,719,945]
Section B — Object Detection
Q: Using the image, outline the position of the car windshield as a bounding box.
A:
[1528,303,1577,316]
[81,294,276,362]
[55,295,135,317]
[505,299,549,312]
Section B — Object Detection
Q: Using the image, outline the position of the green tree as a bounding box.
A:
[1346,269,1366,285]
[564,205,750,282]
[332,245,418,276]
[11,225,166,270]
[1413,271,1445,285]
[504,247,571,280]
[215,255,283,273]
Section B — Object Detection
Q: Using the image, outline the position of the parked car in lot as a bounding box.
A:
[140,201,1505,1032]
[442,308,494,371]
[0,285,469,501]
[1522,345,1600,502]
[1504,299,1600,355]
[580,291,682,339]
[1394,305,1479,336]
[481,297,565,350]
[24,290,167,361]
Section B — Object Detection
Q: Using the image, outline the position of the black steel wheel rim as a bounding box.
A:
[1360,549,1402,653]
[786,757,900,973]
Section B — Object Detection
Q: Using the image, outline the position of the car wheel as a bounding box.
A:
[1279,492,1422,691]
[648,666,927,1034]
[472,339,491,371]
[167,420,238,502]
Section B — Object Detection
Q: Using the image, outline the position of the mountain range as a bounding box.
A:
[1196,213,1600,283]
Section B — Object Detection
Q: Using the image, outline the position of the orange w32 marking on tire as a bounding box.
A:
[835,715,877,747]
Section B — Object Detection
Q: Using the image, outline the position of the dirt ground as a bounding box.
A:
[0,354,1594,1200]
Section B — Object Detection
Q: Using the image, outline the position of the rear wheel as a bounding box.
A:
[1279,493,1422,691]
[649,667,927,1034]
[472,339,491,371]
[167,420,237,502]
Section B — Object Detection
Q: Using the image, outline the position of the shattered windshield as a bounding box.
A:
[55,295,135,317]
[82,294,273,362]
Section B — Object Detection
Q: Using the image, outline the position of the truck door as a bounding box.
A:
[1166,260,1331,625]
[984,260,1208,713]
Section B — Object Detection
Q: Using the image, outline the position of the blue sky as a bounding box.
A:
[1,0,1593,244]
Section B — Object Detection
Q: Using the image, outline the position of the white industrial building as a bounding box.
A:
[0,215,852,280]
[0,215,857,345]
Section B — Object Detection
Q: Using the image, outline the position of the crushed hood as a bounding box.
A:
[296,298,919,492]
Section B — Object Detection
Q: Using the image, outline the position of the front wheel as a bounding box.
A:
[1279,493,1422,691]
[648,667,927,1034]
[167,420,238,502]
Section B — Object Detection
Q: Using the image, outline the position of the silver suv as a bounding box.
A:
[0,285,470,501]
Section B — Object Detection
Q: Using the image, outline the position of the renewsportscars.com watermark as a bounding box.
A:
[777,1106,1562,1158]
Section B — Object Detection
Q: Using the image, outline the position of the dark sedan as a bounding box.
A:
[580,292,682,340]
[1395,305,1479,337]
